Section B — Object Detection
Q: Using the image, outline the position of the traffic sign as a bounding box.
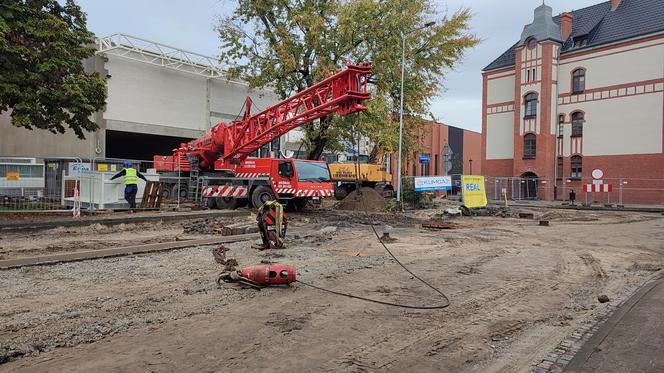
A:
[442,144,453,173]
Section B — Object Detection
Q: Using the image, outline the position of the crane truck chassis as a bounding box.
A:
[153,63,373,209]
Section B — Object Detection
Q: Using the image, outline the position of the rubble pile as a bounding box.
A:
[335,187,387,212]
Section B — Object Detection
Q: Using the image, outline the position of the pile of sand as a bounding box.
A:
[335,187,387,212]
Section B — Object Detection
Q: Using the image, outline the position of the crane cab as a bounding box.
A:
[202,157,333,210]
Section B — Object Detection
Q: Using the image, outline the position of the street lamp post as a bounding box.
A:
[396,21,435,206]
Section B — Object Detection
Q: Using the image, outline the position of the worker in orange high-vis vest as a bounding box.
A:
[111,161,147,212]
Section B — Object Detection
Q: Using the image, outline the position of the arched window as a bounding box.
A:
[558,114,565,137]
[527,38,538,49]
[523,134,536,159]
[571,156,582,179]
[571,112,584,137]
[572,69,586,93]
[524,93,538,118]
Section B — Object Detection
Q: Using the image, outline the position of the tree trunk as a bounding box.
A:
[306,136,327,160]
[306,116,332,160]
[367,144,380,164]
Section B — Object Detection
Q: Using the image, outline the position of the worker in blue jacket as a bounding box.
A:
[111,161,148,212]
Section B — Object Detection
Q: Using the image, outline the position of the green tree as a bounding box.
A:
[0,0,106,139]
[218,0,478,160]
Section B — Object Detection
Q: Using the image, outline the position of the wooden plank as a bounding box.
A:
[140,181,164,209]
[0,233,257,270]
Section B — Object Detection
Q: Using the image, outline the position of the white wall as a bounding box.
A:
[486,112,515,159]
[104,57,207,133]
[574,93,663,156]
[104,55,279,137]
[559,40,664,93]
[487,75,516,104]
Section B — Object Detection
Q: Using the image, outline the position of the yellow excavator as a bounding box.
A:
[328,161,393,200]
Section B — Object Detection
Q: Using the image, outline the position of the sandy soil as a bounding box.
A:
[0,208,663,372]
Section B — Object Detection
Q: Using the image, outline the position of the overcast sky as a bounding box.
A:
[76,0,601,133]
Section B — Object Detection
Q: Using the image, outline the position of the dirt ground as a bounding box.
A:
[1,208,663,372]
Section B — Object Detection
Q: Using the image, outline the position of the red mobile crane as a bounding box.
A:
[153,63,372,210]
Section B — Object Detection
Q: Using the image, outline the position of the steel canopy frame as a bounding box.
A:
[96,33,227,80]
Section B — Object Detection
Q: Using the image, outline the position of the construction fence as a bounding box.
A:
[0,157,192,213]
[3,157,664,212]
[399,175,664,208]
[484,176,664,206]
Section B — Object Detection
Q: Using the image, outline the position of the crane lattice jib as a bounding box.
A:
[184,63,372,170]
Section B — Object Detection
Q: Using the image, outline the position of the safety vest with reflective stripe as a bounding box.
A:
[124,168,138,185]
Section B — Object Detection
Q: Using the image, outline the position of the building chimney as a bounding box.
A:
[560,12,573,41]
[611,0,621,11]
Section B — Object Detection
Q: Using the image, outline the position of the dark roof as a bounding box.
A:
[484,0,664,71]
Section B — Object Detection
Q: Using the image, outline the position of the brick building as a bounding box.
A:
[481,0,664,203]
[390,120,481,186]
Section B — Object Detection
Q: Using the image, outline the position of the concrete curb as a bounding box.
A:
[0,233,257,270]
[490,202,664,214]
[563,273,664,372]
[532,271,664,373]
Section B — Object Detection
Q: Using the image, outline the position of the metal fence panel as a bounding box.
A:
[0,157,83,212]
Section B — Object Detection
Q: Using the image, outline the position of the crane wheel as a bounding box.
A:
[205,198,217,209]
[251,186,275,208]
[216,197,239,210]
[287,198,308,211]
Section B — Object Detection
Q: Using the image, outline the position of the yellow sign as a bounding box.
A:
[461,175,487,208]
[97,164,108,171]
[6,172,19,181]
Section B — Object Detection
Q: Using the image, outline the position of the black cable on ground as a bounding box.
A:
[297,225,450,310]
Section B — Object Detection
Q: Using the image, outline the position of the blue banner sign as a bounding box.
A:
[414,176,452,191]
[419,155,430,164]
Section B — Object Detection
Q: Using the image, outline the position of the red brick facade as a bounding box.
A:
[482,6,664,204]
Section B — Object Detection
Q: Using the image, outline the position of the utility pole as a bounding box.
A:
[396,21,435,206]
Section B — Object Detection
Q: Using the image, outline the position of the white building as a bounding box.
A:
[0,34,279,161]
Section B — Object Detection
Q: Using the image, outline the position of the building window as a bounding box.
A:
[527,38,537,49]
[412,152,417,175]
[557,157,563,179]
[571,156,582,179]
[532,68,536,81]
[573,36,589,48]
[434,154,439,176]
[523,134,536,160]
[572,69,585,94]
[571,112,584,137]
[524,93,538,118]
[558,115,565,137]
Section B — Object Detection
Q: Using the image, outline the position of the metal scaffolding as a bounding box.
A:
[96,33,226,79]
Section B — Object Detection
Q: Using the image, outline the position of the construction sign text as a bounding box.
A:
[414,176,452,192]
[461,175,487,208]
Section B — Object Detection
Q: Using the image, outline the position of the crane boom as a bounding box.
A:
[180,62,372,170]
